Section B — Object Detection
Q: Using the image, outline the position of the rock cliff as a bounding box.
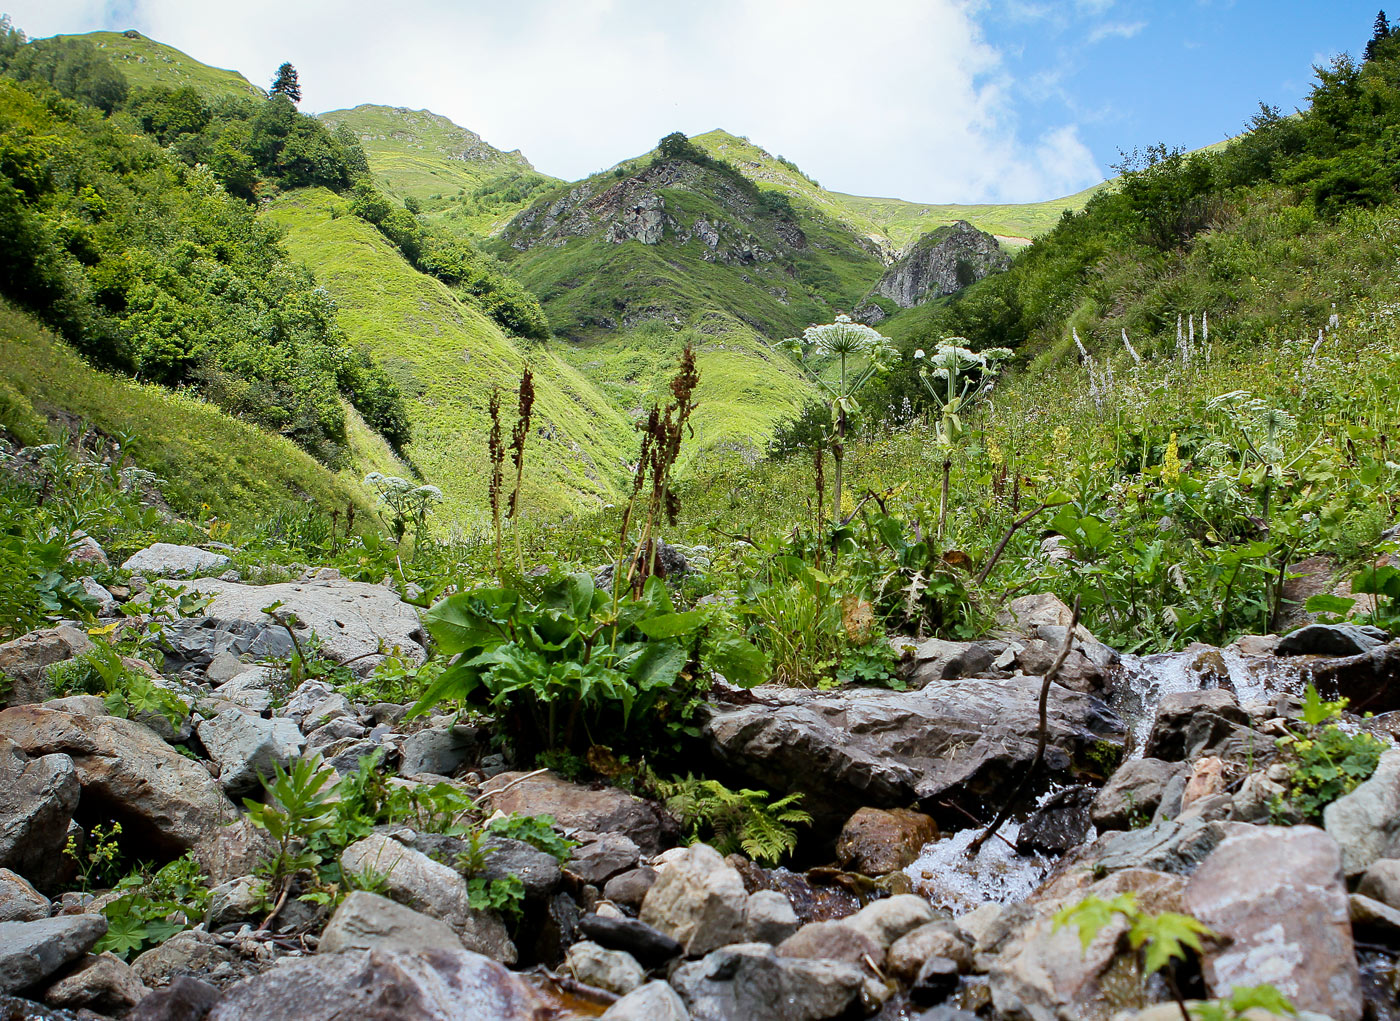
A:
[876,219,1010,308]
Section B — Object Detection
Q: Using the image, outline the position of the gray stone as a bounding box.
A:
[578,912,684,969]
[479,771,677,856]
[887,921,971,980]
[122,543,229,577]
[78,577,119,618]
[845,894,935,950]
[569,833,641,886]
[1349,892,1400,934]
[1324,747,1400,876]
[639,843,747,957]
[1081,818,1227,875]
[1016,785,1094,855]
[65,532,108,568]
[0,868,49,922]
[743,890,799,945]
[565,940,646,995]
[1276,623,1388,657]
[212,669,276,714]
[1091,757,1180,831]
[319,891,464,954]
[1143,689,1254,762]
[205,946,547,1021]
[191,817,277,887]
[126,976,220,1021]
[196,709,305,796]
[339,833,516,963]
[1185,824,1360,1021]
[909,638,1000,686]
[602,980,691,1021]
[283,682,353,729]
[604,867,658,910]
[910,956,960,1006]
[205,877,262,927]
[0,707,239,855]
[0,626,92,707]
[0,915,107,993]
[131,930,241,988]
[43,951,148,1012]
[776,920,880,965]
[158,619,293,676]
[876,221,1010,307]
[399,726,478,777]
[204,652,246,686]
[1358,857,1400,909]
[305,717,367,750]
[670,942,866,1021]
[42,695,106,716]
[0,737,79,889]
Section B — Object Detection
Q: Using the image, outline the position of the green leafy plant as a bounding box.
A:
[1273,683,1386,821]
[467,873,525,920]
[48,634,187,728]
[651,773,810,865]
[243,756,338,924]
[484,813,577,863]
[64,821,126,890]
[96,853,211,959]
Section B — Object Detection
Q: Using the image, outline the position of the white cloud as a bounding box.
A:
[6,0,1106,203]
[1087,20,1145,44]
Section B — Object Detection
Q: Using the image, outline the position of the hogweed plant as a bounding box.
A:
[364,473,442,555]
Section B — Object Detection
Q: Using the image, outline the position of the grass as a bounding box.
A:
[66,30,264,101]
[0,301,375,526]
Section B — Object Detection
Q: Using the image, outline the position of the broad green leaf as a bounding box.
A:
[543,572,595,624]
[707,634,770,687]
[423,589,519,653]
[630,641,687,692]
[1303,592,1356,616]
[636,610,705,639]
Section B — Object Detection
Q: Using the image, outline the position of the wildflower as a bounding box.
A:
[1053,425,1071,453]
[1162,432,1181,487]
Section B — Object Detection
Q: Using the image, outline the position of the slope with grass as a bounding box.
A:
[0,302,376,525]
[319,105,559,235]
[68,30,263,101]
[264,188,639,524]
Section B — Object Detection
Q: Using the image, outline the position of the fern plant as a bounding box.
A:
[652,773,810,865]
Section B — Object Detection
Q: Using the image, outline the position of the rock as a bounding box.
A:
[1349,891,1400,935]
[777,919,881,965]
[212,670,275,715]
[168,577,427,675]
[398,726,479,777]
[671,942,866,1021]
[41,694,106,716]
[876,221,1010,307]
[743,890,799,945]
[306,717,367,750]
[1185,824,1360,1021]
[319,891,465,954]
[569,834,641,886]
[78,577,119,618]
[578,913,683,969]
[1324,747,1400,876]
[835,808,937,875]
[196,710,305,796]
[1076,818,1227,876]
[1179,756,1227,812]
[604,867,658,910]
[845,895,936,950]
[908,639,1000,686]
[702,680,1123,831]
[602,980,690,1021]
[339,833,516,963]
[43,951,148,1012]
[65,531,108,567]
[191,817,277,887]
[0,995,84,1019]
[125,976,220,1021]
[131,930,240,988]
[1359,857,1400,909]
[0,737,79,889]
[0,707,239,855]
[205,876,262,927]
[122,543,230,577]
[639,843,747,957]
[1277,623,1389,657]
[1016,785,1094,855]
[0,626,92,707]
[887,921,971,980]
[1306,641,1400,713]
[0,915,107,994]
[204,652,246,686]
[478,771,677,855]
[1091,758,1180,831]
[565,940,646,996]
[1141,689,1254,762]
[0,868,49,922]
[205,946,547,1021]
[910,956,960,1006]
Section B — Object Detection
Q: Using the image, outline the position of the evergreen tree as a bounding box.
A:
[269,62,301,103]
[1365,10,1391,61]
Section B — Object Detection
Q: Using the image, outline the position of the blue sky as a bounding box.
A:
[3,1,1387,204]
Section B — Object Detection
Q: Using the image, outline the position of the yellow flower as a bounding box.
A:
[1162,432,1181,487]
[1052,426,1071,453]
[987,437,1005,467]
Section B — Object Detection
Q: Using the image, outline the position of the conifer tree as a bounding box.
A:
[1365,10,1391,61]
[270,62,301,103]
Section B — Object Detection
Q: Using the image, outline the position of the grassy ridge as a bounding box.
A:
[67,30,263,101]
[0,302,375,524]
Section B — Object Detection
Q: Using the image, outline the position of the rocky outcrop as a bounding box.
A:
[875,220,1009,307]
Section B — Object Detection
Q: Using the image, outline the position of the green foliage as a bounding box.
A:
[243,756,338,899]
[96,853,211,959]
[467,873,524,920]
[1190,986,1297,1021]
[48,634,188,728]
[4,35,128,112]
[1274,684,1386,821]
[483,812,577,863]
[651,773,810,865]
[64,821,126,890]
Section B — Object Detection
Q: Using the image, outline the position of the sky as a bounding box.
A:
[4,1,1388,204]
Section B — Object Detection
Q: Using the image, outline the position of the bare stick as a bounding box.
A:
[965,596,1081,858]
[974,500,1066,586]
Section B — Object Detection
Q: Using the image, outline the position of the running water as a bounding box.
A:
[903,821,1053,914]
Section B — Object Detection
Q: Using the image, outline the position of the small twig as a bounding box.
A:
[472,766,550,806]
[937,798,1017,850]
[965,596,1081,858]
[257,880,292,934]
[975,500,1066,586]
[861,953,887,983]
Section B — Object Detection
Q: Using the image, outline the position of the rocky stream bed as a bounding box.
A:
[2,541,1400,1020]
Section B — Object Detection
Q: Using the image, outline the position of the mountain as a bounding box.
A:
[65,30,263,101]
[318,105,559,234]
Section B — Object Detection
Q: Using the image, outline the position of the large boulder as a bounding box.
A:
[702,679,1123,829]
[876,220,1010,308]
[0,707,239,855]
[319,891,465,955]
[205,946,548,1021]
[123,543,230,577]
[1306,641,1400,713]
[0,915,108,994]
[0,736,79,889]
[1324,747,1400,876]
[166,577,427,675]
[478,770,678,855]
[43,951,149,1013]
[0,868,50,922]
[670,942,866,1021]
[639,843,747,957]
[195,710,305,796]
[1141,689,1256,762]
[602,981,690,1021]
[1184,825,1360,1021]
[835,807,937,875]
[1277,623,1388,657]
[0,625,92,707]
[339,833,515,963]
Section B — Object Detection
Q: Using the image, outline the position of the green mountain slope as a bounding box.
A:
[319,105,559,234]
[66,30,263,101]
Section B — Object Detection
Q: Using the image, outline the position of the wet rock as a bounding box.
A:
[845,894,936,949]
[1307,641,1400,714]
[1359,857,1400,909]
[569,834,641,886]
[43,951,148,1012]
[670,942,865,1021]
[702,679,1123,831]
[1323,747,1400,876]
[478,771,677,855]
[205,946,546,1021]
[1278,623,1388,657]
[601,980,690,1021]
[743,890,799,945]
[1142,689,1254,762]
[0,626,92,707]
[578,913,683,969]
[887,921,971,980]
[604,867,658,910]
[319,891,464,954]
[1185,824,1360,1021]
[1015,786,1094,855]
[123,543,230,577]
[640,844,746,956]
[196,710,305,796]
[125,976,220,1021]
[339,833,516,963]
[0,737,79,889]
[565,940,646,996]
[836,808,937,875]
[1349,891,1400,936]
[1077,818,1227,875]
[0,707,239,855]
[0,915,107,994]
[0,869,49,922]
[1091,758,1180,831]
[398,726,479,777]
[908,639,1001,686]
[776,920,881,965]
